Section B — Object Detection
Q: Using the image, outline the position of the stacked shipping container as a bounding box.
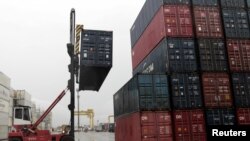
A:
[0,72,10,139]
[114,0,250,141]
[219,0,250,127]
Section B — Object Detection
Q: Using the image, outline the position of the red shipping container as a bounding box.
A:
[115,111,173,141]
[173,109,206,141]
[237,108,250,125]
[227,39,250,72]
[132,5,193,69]
[202,73,233,108]
[193,6,223,38]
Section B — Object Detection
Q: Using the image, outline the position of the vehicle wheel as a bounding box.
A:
[60,135,74,141]
[9,138,22,141]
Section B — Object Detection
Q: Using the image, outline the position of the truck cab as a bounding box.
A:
[13,106,32,126]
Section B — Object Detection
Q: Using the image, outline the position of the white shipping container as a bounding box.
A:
[9,88,14,98]
[0,99,9,113]
[0,72,10,89]
[8,117,12,127]
[9,106,13,117]
[0,85,10,101]
[0,112,9,126]
[14,99,32,107]
[14,90,31,100]
[9,97,13,107]
[0,125,8,139]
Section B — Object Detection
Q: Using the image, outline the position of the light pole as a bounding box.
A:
[77,89,80,131]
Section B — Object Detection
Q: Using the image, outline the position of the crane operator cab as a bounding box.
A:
[12,106,32,131]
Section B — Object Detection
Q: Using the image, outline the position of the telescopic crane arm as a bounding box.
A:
[31,87,69,130]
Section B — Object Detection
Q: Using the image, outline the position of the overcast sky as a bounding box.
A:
[0,0,145,127]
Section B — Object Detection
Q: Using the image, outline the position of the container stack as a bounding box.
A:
[114,74,172,141]
[220,0,250,125]
[113,0,250,141]
[13,90,32,107]
[0,72,10,139]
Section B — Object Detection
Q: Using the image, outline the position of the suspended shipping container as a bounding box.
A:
[79,29,112,91]
[133,38,197,75]
[202,73,232,108]
[170,73,203,109]
[113,74,170,118]
[222,9,250,38]
[193,6,223,38]
[227,39,250,72]
[115,111,173,141]
[237,108,250,125]
[130,0,190,47]
[132,5,193,69]
[173,109,206,141]
[231,73,250,107]
[206,108,235,125]
[198,39,228,71]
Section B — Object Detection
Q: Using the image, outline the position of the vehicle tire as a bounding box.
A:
[60,135,74,141]
[9,138,22,141]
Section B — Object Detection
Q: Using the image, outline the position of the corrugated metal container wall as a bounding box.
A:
[192,0,218,6]
[198,39,228,71]
[80,30,112,66]
[0,125,8,139]
[130,0,190,47]
[227,40,250,72]
[0,112,9,126]
[0,85,10,101]
[170,73,203,109]
[79,29,112,91]
[173,109,206,141]
[193,7,223,38]
[115,111,173,141]
[133,38,197,75]
[0,72,10,89]
[247,0,250,8]
[206,108,235,125]
[231,73,250,107]
[113,89,124,118]
[0,99,9,114]
[222,9,250,38]
[237,108,250,125]
[220,0,246,8]
[14,99,32,107]
[114,74,170,118]
[132,5,193,69]
[13,90,31,101]
[202,73,232,108]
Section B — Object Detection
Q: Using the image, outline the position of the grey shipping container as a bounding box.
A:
[113,74,170,118]
[80,29,112,66]
[130,0,190,48]
[206,108,235,125]
[133,38,197,75]
[232,73,250,107]
[220,0,246,8]
[222,9,250,38]
[198,39,228,71]
[192,0,218,6]
[79,29,113,91]
[170,73,203,109]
